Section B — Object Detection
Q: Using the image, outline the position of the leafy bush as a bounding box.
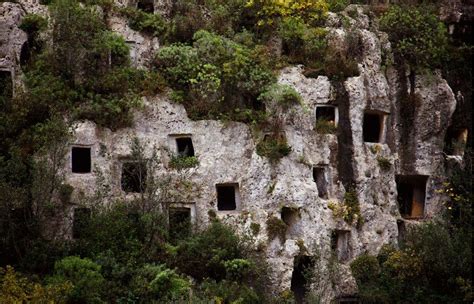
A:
[266,216,287,241]
[0,265,71,303]
[258,83,302,108]
[169,155,199,170]
[380,5,448,69]
[130,264,191,301]
[224,258,254,281]
[351,222,473,303]
[328,189,362,226]
[156,30,275,120]
[197,279,261,304]
[174,221,243,281]
[256,134,292,161]
[246,0,328,27]
[315,119,337,134]
[19,14,48,35]
[327,0,350,12]
[120,7,167,37]
[48,256,104,303]
[278,17,327,66]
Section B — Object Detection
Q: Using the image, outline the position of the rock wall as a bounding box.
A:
[1,1,461,300]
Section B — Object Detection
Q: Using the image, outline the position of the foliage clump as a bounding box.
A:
[315,119,337,134]
[380,6,448,69]
[351,222,473,303]
[156,30,275,120]
[169,155,199,170]
[328,188,363,226]
[258,83,302,108]
[256,134,292,161]
[0,265,71,303]
[48,256,104,303]
[266,216,287,241]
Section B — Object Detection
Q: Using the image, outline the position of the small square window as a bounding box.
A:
[216,183,240,211]
[121,162,147,193]
[73,208,91,239]
[396,175,428,219]
[313,166,328,199]
[331,230,351,262]
[176,137,195,157]
[363,112,385,143]
[71,147,91,173]
[169,207,192,241]
[316,106,337,123]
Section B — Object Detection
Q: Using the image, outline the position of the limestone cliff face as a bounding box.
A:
[0,1,463,300]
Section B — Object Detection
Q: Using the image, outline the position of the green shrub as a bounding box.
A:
[169,155,199,170]
[351,222,473,303]
[224,258,254,281]
[48,256,105,303]
[120,7,167,37]
[174,221,243,281]
[350,254,380,282]
[130,264,191,301]
[315,119,337,134]
[0,266,72,303]
[343,189,362,226]
[156,30,275,120]
[380,5,448,69]
[258,83,302,108]
[266,216,287,241]
[327,0,350,12]
[278,17,327,66]
[256,135,292,161]
[19,14,48,35]
[197,279,261,304]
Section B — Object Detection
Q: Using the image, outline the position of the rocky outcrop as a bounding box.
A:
[1,1,461,300]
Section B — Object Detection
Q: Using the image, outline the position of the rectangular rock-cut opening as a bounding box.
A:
[281,206,299,227]
[363,111,385,143]
[291,255,315,303]
[71,147,91,173]
[331,230,351,262]
[396,175,428,219]
[121,161,147,193]
[73,207,91,239]
[0,70,13,102]
[313,166,329,199]
[137,0,154,13]
[316,105,337,124]
[169,207,191,241]
[444,128,468,156]
[176,137,195,157]
[216,183,239,211]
